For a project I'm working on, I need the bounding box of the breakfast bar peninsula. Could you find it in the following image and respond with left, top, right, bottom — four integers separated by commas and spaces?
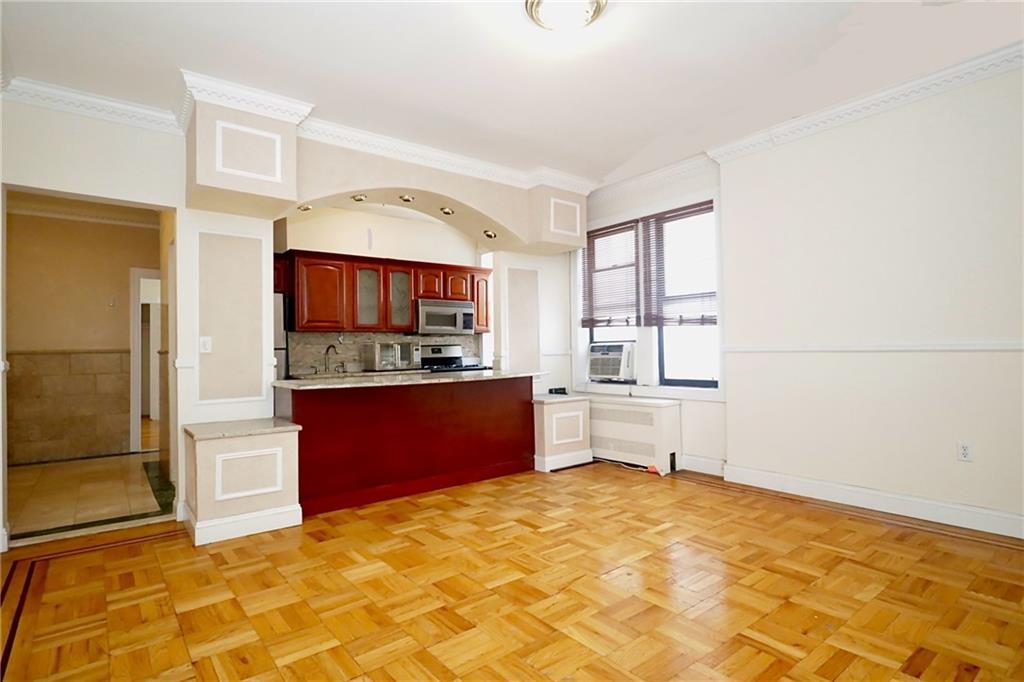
274, 370, 538, 515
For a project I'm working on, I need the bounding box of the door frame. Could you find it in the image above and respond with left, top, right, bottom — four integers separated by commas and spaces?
130, 267, 161, 452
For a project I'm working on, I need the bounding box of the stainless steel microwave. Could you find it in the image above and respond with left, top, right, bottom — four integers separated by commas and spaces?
418, 300, 475, 335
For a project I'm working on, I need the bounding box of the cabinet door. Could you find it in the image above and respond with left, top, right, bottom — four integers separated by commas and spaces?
295, 257, 349, 331
444, 270, 472, 301
386, 265, 415, 332
415, 268, 444, 299
353, 263, 385, 330
273, 255, 289, 294
473, 274, 490, 333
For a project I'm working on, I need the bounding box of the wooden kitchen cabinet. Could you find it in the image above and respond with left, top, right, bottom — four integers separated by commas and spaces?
294, 256, 350, 331
289, 251, 491, 333
444, 270, 472, 301
473, 274, 490, 333
273, 255, 289, 294
386, 265, 415, 332
415, 268, 444, 299
352, 262, 386, 330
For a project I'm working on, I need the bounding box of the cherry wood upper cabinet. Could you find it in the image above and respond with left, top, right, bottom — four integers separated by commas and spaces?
473, 274, 490, 333
386, 265, 415, 332
445, 271, 472, 301
273, 255, 289, 294
352, 263, 386, 330
415, 269, 444, 299
294, 256, 349, 331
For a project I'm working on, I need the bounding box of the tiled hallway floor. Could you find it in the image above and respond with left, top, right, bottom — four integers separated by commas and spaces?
7, 452, 164, 537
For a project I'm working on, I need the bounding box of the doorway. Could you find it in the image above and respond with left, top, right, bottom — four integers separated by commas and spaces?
3, 190, 174, 541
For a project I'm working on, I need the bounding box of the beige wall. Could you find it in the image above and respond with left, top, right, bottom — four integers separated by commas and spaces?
284, 207, 479, 265
6, 214, 160, 352
720, 70, 1023, 517
197, 232, 264, 401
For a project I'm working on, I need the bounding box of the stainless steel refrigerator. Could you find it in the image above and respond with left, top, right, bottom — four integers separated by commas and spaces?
273, 293, 288, 379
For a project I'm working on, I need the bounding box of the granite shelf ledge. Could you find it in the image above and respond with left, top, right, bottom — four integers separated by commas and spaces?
183, 417, 301, 441
272, 369, 545, 391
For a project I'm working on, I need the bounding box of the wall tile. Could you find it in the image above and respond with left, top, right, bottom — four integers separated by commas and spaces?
8, 351, 132, 464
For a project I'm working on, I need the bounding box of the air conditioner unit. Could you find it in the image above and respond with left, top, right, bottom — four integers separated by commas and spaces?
588, 342, 636, 383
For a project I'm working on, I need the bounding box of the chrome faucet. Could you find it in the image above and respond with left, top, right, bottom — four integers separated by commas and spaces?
324, 344, 339, 374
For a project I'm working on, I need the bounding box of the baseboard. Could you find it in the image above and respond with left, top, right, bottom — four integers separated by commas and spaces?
0, 525, 9, 553
185, 504, 302, 546
680, 454, 725, 476
535, 449, 593, 473
724, 464, 1024, 539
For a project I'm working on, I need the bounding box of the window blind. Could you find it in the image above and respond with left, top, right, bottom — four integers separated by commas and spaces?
643, 200, 716, 327
581, 221, 640, 327
582, 200, 715, 328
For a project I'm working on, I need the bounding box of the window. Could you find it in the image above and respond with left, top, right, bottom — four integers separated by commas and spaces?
581, 200, 718, 388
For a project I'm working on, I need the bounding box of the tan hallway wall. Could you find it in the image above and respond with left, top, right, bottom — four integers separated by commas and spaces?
6, 214, 160, 463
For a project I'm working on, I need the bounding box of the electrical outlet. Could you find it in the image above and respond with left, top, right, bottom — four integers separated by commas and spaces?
957, 443, 972, 462
199, 336, 213, 354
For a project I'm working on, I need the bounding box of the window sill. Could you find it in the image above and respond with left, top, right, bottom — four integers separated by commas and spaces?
574, 382, 725, 403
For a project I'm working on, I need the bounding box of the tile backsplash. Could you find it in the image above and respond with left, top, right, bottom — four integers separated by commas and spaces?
287, 332, 481, 377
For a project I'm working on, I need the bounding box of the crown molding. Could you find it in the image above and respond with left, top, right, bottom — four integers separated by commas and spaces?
0, 77, 181, 135
709, 42, 1023, 163
179, 70, 314, 128
298, 116, 598, 196
586, 153, 717, 224
7, 207, 160, 229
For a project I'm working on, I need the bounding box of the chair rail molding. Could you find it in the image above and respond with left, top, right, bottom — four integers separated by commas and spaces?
708, 42, 1023, 163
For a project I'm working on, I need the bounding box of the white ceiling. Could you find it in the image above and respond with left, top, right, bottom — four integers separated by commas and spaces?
2, 2, 1020, 185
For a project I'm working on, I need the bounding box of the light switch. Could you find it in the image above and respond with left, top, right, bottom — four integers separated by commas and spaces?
199, 336, 213, 354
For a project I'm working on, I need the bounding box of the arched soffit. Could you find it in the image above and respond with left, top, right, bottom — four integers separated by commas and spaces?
289, 187, 527, 252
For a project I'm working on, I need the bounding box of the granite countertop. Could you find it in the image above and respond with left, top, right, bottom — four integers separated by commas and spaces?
533, 393, 589, 404
273, 369, 545, 391
183, 417, 302, 441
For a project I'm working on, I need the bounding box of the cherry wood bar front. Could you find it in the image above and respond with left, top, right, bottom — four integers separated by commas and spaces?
284, 376, 535, 515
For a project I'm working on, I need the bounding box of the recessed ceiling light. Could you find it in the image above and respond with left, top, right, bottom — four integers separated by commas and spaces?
399, 194, 415, 203
440, 207, 455, 216
297, 203, 312, 212
483, 230, 498, 240
526, 0, 606, 30
351, 194, 368, 202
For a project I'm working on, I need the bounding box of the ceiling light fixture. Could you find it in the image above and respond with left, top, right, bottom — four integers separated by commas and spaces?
351, 194, 367, 202
440, 207, 455, 216
483, 230, 498, 240
399, 194, 414, 203
526, 0, 606, 30
297, 203, 312, 212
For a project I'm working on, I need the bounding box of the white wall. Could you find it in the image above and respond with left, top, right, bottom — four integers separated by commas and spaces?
1, 100, 184, 208
284, 207, 479, 265
492, 250, 572, 394
719, 70, 1022, 527
173, 209, 276, 519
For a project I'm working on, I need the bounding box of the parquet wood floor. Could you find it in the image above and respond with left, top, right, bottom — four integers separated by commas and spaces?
2, 463, 1022, 681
